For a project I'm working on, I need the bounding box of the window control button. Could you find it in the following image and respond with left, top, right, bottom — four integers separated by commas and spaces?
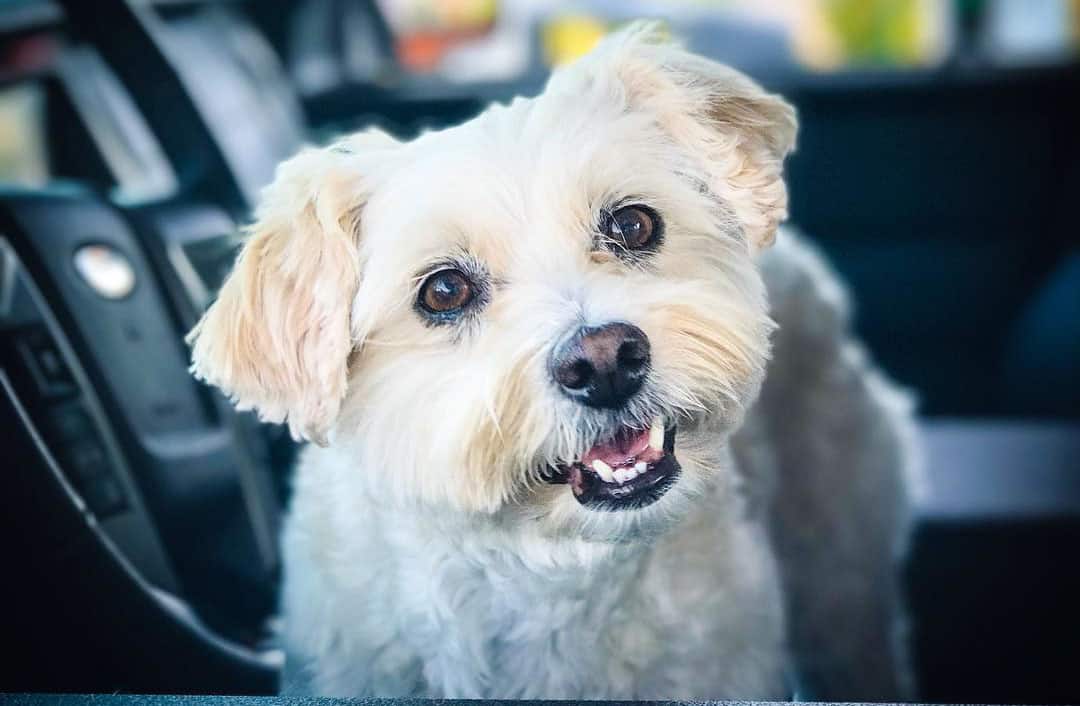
44, 403, 95, 443
78, 475, 128, 517
62, 439, 111, 480
16, 328, 76, 399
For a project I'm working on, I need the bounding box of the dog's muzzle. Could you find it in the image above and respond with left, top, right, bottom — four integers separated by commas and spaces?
544, 416, 680, 510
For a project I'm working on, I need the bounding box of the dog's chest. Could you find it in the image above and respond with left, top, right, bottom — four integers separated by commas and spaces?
386, 539, 669, 698
282, 463, 788, 699
345, 527, 778, 698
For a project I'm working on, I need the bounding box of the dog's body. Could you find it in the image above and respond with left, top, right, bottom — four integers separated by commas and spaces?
280, 421, 785, 699
189, 25, 916, 700
275, 231, 915, 700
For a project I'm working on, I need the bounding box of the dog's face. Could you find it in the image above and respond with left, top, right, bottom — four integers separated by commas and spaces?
188, 24, 795, 542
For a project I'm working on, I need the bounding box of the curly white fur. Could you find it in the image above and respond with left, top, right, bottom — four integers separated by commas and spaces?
189, 23, 916, 701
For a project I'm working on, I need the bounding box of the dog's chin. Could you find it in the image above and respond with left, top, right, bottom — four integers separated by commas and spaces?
542, 415, 681, 512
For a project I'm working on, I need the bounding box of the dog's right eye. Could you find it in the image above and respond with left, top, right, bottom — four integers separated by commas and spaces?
598, 205, 664, 256
418, 269, 474, 316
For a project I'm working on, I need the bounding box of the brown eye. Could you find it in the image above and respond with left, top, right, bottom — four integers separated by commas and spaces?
602, 205, 661, 250
419, 269, 473, 314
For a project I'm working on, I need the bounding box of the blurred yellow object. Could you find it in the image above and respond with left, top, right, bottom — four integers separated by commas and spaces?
542, 15, 608, 66
381, 0, 496, 34
1074, 0, 1080, 46
795, 0, 949, 70
441, 0, 498, 30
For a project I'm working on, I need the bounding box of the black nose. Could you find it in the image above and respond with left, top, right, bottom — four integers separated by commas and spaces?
550, 322, 651, 409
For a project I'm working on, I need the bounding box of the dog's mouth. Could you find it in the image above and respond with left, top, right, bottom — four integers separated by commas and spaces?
544, 416, 680, 511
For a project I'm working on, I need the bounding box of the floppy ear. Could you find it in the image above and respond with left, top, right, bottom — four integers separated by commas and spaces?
559, 22, 797, 250
187, 134, 390, 444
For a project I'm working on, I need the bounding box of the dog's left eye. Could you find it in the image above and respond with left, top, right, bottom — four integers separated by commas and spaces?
600, 205, 662, 251
419, 269, 474, 314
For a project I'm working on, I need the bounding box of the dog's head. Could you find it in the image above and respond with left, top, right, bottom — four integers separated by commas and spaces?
188, 23, 795, 542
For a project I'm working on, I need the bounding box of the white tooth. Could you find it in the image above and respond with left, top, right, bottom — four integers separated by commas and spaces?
592, 459, 615, 483
625, 467, 640, 481
649, 417, 664, 451
635, 461, 647, 474
613, 468, 629, 484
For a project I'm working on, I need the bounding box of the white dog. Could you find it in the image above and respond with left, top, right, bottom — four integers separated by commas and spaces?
188, 23, 917, 700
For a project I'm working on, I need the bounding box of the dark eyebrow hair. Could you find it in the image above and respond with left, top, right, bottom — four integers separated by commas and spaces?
674, 170, 711, 196
672, 170, 748, 246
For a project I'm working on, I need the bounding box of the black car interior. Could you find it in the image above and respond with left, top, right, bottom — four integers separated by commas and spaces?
1, 0, 1077, 701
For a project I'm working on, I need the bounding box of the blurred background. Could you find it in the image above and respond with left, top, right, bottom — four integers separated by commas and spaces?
0, 0, 1077, 702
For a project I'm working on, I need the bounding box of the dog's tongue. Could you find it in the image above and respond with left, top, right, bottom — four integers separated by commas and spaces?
581, 426, 653, 469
